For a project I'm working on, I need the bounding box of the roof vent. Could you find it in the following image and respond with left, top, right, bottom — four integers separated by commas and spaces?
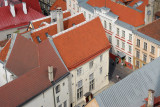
48, 66, 54, 82
10, 3, 16, 17
4, 0, 8, 6
22, 2, 27, 14
36, 36, 41, 43
56, 7, 64, 33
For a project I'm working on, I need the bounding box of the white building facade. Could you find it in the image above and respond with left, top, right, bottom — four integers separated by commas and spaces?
66, 0, 134, 69
70, 49, 110, 107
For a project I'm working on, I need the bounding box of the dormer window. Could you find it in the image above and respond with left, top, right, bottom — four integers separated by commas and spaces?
36, 36, 41, 43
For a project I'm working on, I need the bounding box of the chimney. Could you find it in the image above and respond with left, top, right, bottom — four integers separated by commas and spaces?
147, 89, 155, 107
48, 66, 54, 82
56, 7, 64, 33
10, 3, 16, 17
22, 2, 27, 14
145, 4, 154, 24
50, 10, 57, 23
4, 0, 8, 6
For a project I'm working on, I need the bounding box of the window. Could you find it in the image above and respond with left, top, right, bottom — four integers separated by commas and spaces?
84, 11, 86, 18
58, 104, 62, 107
99, 67, 102, 74
77, 6, 79, 11
144, 42, 147, 51
122, 30, 125, 38
63, 82, 65, 86
77, 67, 82, 76
128, 57, 131, 63
89, 61, 93, 69
56, 85, 60, 93
150, 57, 154, 62
57, 96, 60, 103
137, 39, 140, 47
136, 50, 140, 58
151, 46, 155, 54
122, 42, 125, 49
89, 14, 91, 19
129, 34, 132, 41
136, 60, 140, 68
100, 55, 103, 62
64, 101, 67, 107
77, 80, 83, 99
143, 54, 147, 63
109, 23, 112, 31
109, 35, 112, 43
117, 39, 119, 47
104, 20, 107, 28
89, 73, 94, 91
117, 28, 119, 35
73, 4, 75, 9
129, 45, 132, 53
7, 34, 11, 39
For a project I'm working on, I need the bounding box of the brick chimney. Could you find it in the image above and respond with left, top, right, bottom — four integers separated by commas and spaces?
22, 2, 27, 14
147, 89, 155, 107
48, 66, 54, 82
4, 0, 8, 6
10, 3, 16, 17
56, 7, 64, 33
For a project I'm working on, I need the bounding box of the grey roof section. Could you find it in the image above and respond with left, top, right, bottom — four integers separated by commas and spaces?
95, 57, 160, 107
101, 7, 110, 11
106, 12, 119, 19
115, 20, 135, 31
79, 2, 94, 13
133, 30, 160, 46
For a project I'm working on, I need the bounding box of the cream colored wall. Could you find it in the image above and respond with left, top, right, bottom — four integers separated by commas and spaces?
133, 34, 160, 69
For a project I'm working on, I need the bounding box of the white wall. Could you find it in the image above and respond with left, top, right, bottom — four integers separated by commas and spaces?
24, 75, 71, 107
70, 49, 109, 106
0, 63, 13, 87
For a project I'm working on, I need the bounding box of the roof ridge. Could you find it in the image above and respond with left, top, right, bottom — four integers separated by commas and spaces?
52, 16, 98, 39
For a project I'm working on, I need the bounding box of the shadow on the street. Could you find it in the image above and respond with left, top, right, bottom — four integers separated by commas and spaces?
109, 59, 117, 80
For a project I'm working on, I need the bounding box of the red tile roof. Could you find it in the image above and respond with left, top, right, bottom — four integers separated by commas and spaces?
22, 0, 42, 13
87, 0, 148, 27
0, 39, 68, 106
0, 3, 44, 31
138, 18, 160, 41
0, 39, 11, 62
53, 17, 111, 70
31, 13, 85, 44
0, 39, 9, 47
31, 11, 71, 29
5, 35, 39, 76
129, 0, 148, 12
141, 96, 160, 107
50, 0, 67, 11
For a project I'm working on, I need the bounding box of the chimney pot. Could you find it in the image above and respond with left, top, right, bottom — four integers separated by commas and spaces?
22, 2, 27, 14
4, 0, 8, 6
147, 89, 155, 107
10, 3, 16, 17
48, 66, 54, 82
56, 7, 64, 33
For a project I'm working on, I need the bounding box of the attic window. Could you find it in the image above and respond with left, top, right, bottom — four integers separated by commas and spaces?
45, 33, 49, 37
133, 1, 143, 8
36, 36, 41, 43
72, 23, 76, 26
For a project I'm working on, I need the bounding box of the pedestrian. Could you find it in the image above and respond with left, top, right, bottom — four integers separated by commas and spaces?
116, 75, 120, 80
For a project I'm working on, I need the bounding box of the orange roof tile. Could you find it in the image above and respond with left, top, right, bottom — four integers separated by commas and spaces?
138, 18, 160, 41
53, 17, 111, 70
0, 39, 11, 62
31, 11, 71, 29
50, 0, 67, 11
31, 13, 85, 44
87, 0, 147, 27
129, 0, 148, 12
0, 39, 9, 47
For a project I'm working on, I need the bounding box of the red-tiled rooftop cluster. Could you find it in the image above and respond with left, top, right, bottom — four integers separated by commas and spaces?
87, 0, 148, 27
50, 0, 67, 11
